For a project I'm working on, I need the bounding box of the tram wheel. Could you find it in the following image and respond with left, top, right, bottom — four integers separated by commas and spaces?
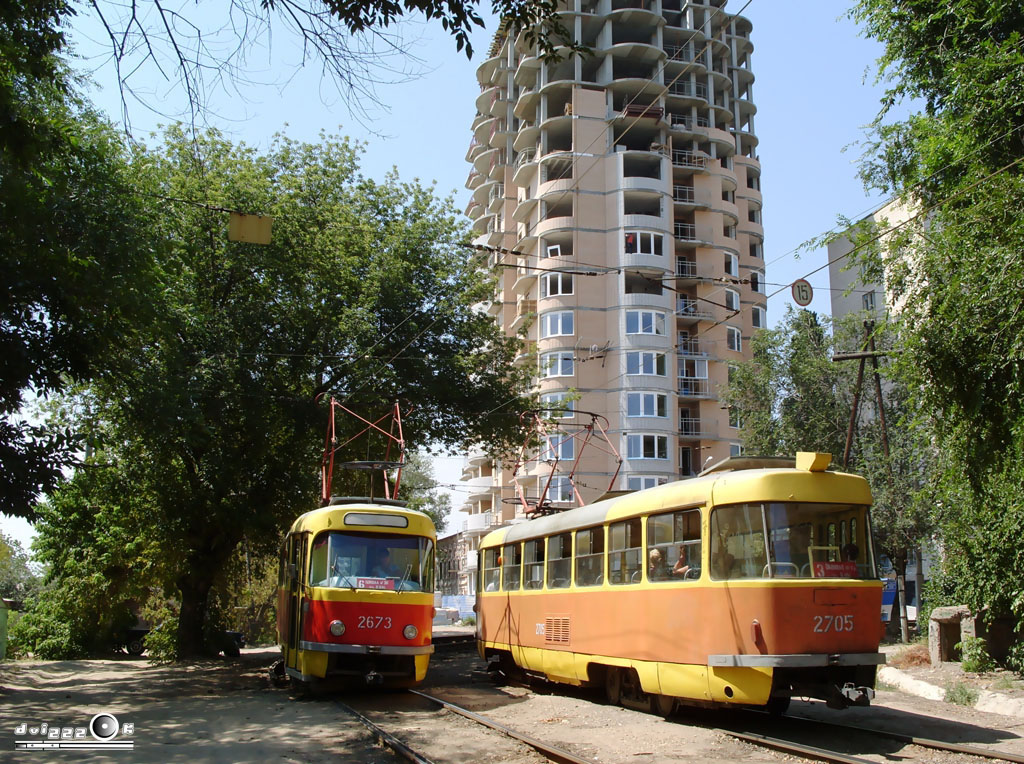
765, 695, 791, 715
604, 667, 622, 705
653, 694, 676, 718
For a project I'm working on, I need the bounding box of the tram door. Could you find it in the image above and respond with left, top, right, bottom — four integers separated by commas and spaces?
284, 533, 308, 669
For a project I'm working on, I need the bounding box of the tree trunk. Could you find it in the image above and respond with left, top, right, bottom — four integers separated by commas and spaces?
177, 568, 215, 658
895, 551, 910, 643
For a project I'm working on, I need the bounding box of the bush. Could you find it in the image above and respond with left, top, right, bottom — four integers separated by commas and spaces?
957, 635, 996, 673
1005, 642, 1024, 677
890, 643, 930, 668
459, 616, 476, 626
945, 682, 979, 706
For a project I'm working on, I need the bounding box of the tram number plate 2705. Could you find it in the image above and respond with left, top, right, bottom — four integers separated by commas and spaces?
358, 615, 392, 629
813, 614, 854, 633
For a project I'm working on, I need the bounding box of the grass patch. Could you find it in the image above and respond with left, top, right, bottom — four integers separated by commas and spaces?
945, 682, 979, 706
990, 674, 1022, 691
890, 643, 931, 669
875, 679, 897, 692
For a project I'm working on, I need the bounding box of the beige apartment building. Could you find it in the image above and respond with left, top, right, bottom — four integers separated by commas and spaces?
457, 0, 765, 594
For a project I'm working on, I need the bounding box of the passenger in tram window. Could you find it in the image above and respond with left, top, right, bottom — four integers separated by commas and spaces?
648, 548, 667, 581
672, 545, 692, 578
842, 543, 859, 562
371, 549, 399, 578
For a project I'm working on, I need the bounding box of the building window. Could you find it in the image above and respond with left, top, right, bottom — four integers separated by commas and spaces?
549, 475, 574, 502
543, 433, 574, 461
726, 326, 742, 352
541, 392, 574, 419
752, 305, 766, 328
541, 351, 574, 377
625, 309, 666, 335
627, 475, 665, 491
724, 288, 740, 312
624, 231, 664, 256
626, 392, 667, 417
862, 290, 876, 311
540, 310, 574, 337
627, 434, 669, 460
729, 408, 741, 429
724, 253, 738, 277
751, 270, 765, 294
729, 443, 744, 457
626, 351, 667, 376
540, 272, 573, 298
750, 243, 763, 260
724, 224, 736, 239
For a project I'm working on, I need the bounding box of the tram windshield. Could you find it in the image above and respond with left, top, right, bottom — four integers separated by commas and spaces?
309, 531, 435, 592
710, 502, 876, 580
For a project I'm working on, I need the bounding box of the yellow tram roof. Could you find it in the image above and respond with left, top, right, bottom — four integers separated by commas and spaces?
287, 498, 436, 538
480, 454, 872, 548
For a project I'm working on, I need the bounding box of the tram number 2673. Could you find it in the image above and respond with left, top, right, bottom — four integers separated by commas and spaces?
813, 614, 854, 633
358, 615, 393, 629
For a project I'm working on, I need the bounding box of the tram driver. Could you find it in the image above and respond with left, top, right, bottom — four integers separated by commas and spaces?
371, 549, 400, 578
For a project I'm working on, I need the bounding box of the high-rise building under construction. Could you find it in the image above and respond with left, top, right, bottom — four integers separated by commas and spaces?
457, 0, 764, 592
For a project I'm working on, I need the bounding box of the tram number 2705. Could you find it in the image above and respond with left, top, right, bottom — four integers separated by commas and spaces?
358, 616, 393, 629
813, 614, 854, 633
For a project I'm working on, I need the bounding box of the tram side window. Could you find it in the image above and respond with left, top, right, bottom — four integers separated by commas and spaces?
547, 533, 572, 588
483, 548, 501, 591
575, 527, 604, 586
609, 517, 643, 584
710, 504, 766, 580
647, 508, 702, 581
502, 543, 522, 591
524, 539, 545, 589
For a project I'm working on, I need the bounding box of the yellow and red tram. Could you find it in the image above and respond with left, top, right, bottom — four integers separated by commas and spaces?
277, 498, 436, 688
476, 453, 885, 714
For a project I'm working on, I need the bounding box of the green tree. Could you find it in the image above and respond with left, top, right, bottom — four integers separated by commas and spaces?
722, 308, 850, 458
35, 126, 530, 658
1, 2, 160, 517
401, 451, 454, 531
0, 531, 41, 602
850, 0, 1024, 626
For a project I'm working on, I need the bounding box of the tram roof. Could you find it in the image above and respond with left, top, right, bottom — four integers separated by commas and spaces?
287, 498, 435, 536
483, 457, 872, 547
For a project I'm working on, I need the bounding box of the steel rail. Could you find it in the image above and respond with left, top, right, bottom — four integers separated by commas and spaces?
409, 689, 600, 764
337, 700, 435, 764
712, 727, 878, 764
783, 715, 1024, 764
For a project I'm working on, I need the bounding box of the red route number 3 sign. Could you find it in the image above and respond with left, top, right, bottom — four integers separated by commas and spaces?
791, 279, 813, 306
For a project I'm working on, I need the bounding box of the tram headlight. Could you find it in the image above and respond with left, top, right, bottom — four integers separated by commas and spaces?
329, 620, 346, 637
403, 624, 418, 640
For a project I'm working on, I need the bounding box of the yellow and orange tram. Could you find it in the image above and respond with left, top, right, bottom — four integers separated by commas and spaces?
277, 498, 436, 689
476, 453, 885, 714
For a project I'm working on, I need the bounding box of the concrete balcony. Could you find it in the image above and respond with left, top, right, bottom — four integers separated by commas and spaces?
677, 377, 714, 399
464, 511, 493, 534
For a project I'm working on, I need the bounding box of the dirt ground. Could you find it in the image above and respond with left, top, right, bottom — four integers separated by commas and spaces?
2, 644, 1024, 764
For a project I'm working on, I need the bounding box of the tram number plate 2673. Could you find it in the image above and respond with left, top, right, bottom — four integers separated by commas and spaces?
358, 615, 392, 629
813, 614, 854, 633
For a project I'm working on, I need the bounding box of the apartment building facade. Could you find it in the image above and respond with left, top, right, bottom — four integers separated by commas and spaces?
458, 0, 765, 594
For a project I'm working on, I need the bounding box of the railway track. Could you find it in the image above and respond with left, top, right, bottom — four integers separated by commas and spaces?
703, 706, 1024, 764
337, 688, 600, 764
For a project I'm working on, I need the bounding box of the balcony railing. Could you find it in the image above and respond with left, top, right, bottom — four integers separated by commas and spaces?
676, 298, 713, 320
667, 81, 708, 99
679, 417, 714, 437
675, 258, 696, 277
677, 377, 712, 397
516, 148, 536, 167
677, 337, 711, 356
674, 222, 696, 240
672, 150, 709, 169
673, 185, 695, 203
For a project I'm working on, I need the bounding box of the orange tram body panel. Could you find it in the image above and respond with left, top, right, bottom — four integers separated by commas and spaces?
277, 498, 437, 688
476, 454, 885, 713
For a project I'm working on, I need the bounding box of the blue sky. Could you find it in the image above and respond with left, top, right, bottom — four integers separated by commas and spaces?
3, 1, 899, 546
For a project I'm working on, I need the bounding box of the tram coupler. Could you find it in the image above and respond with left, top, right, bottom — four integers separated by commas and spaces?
365, 670, 384, 686
827, 683, 874, 709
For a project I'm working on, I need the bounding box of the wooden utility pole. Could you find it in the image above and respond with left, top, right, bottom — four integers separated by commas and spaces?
833, 321, 909, 642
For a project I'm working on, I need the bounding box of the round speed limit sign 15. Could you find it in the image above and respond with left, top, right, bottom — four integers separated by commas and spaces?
791, 279, 813, 306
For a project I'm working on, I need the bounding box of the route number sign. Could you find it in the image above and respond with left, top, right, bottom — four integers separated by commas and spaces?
792, 279, 813, 306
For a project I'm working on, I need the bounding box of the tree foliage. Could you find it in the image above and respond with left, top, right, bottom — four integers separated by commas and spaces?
24, 126, 531, 658
1, 1, 159, 518
850, 0, 1024, 624
722, 309, 935, 578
